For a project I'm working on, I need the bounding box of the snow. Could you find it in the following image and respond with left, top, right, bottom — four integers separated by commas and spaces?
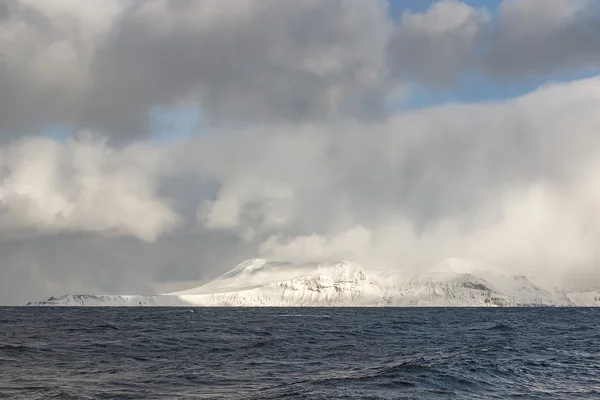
564, 290, 600, 307
25, 258, 600, 307
166, 259, 321, 295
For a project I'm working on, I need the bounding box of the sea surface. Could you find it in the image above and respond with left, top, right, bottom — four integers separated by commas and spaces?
1, 308, 599, 399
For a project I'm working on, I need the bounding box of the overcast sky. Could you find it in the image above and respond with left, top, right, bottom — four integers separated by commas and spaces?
1, 0, 600, 304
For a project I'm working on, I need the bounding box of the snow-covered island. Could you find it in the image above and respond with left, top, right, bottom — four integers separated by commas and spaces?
26, 258, 600, 307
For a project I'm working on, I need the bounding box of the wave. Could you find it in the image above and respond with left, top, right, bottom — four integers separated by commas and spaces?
486, 323, 514, 331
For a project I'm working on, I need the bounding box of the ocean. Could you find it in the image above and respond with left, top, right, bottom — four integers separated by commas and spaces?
1, 307, 599, 399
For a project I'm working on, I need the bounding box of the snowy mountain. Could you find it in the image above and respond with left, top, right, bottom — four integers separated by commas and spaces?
26, 258, 600, 307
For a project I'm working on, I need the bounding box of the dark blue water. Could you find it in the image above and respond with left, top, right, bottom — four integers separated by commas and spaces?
1, 308, 599, 399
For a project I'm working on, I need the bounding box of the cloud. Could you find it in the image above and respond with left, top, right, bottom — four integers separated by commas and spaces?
2, 1, 600, 304
2, 0, 599, 141
0, 136, 179, 241
259, 171, 600, 287
388, 0, 600, 87
483, 0, 600, 77
259, 225, 372, 263
0, 231, 256, 305
0, 0, 129, 137
180, 76, 600, 287
0, 0, 392, 139
388, 0, 490, 86
2, 75, 600, 304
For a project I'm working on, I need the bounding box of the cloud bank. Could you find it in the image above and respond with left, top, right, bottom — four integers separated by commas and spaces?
2, 0, 599, 137
1, 0, 600, 304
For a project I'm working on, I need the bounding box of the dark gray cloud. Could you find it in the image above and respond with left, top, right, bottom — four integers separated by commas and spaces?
388, 0, 600, 88
388, 0, 489, 87
0, 0, 391, 139
0, 232, 256, 305
483, 0, 600, 77
1, 0, 600, 141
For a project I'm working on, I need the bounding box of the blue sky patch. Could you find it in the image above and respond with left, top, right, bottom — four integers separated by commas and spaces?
388, 0, 502, 21
149, 105, 203, 142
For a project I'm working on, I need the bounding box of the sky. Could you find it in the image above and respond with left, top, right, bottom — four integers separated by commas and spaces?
1, 0, 600, 304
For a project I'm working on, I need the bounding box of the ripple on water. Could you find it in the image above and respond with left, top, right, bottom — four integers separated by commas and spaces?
0, 307, 599, 399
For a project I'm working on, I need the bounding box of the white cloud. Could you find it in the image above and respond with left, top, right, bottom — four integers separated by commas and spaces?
259, 225, 372, 263
172, 76, 600, 288
200, 180, 295, 231
0, 136, 179, 241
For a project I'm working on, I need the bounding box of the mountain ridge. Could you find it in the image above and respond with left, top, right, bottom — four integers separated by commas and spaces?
26, 258, 600, 307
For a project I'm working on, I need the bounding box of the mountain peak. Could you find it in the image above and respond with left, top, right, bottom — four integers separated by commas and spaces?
224, 258, 268, 277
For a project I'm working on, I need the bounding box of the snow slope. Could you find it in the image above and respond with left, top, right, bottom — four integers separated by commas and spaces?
26, 258, 600, 307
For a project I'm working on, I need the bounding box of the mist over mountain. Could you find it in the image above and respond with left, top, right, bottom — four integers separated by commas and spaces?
27, 259, 600, 307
